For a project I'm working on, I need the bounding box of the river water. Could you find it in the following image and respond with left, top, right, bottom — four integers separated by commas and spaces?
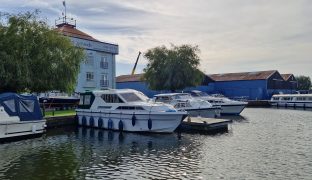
0, 108, 312, 179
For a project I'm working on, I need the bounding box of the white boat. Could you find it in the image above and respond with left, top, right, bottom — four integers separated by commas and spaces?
188, 90, 247, 115
270, 94, 312, 108
0, 93, 46, 141
153, 93, 221, 118
76, 89, 187, 133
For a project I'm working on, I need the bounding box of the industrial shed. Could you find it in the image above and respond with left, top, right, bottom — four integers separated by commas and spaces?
208, 70, 296, 100
116, 70, 297, 100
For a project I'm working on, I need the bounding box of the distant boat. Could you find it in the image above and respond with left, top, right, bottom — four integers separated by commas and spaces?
0, 93, 46, 141
270, 94, 312, 108
76, 89, 187, 133
38, 92, 79, 109
153, 93, 221, 118
188, 90, 247, 115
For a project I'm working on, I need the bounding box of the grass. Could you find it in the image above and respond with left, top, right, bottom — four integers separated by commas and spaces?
44, 109, 76, 117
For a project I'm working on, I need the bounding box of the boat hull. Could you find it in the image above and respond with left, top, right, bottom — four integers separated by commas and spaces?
184, 108, 221, 118
76, 110, 186, 133
219, 104, 246, 115
0, 120, 46, 141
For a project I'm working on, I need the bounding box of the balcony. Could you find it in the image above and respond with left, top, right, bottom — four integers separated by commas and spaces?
100, 80, 109, 87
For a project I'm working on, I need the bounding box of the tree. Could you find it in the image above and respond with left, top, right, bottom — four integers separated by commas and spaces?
143, 44, 204, 92
296, 75, 311, 90
0, 11, 84, 93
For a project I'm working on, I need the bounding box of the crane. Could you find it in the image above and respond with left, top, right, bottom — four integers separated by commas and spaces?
131, 51, 141, 75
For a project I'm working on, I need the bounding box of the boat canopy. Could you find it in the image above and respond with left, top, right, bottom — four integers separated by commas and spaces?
0, 93, 43, 121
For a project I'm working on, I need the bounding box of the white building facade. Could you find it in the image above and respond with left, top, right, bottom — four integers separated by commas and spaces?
56, 23, 118, 93
71, 37, 118, 92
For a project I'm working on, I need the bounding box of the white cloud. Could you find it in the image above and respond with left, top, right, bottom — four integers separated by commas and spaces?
1, 0, 312, 77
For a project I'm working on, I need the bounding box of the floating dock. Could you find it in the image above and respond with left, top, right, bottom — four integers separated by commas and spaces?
179, 117, 232, 134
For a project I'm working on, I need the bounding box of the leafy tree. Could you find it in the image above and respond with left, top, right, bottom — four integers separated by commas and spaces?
143, 44, 204, 92
296, 75, 311, 90
0, 11, 84, 93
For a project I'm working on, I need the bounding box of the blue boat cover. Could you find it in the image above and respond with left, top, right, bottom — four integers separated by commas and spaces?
0, 93, 43, 121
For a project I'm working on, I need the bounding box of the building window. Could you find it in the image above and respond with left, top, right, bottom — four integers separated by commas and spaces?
100, 74, 109, 87
85, 55, 94, 66
100, 56, 108, 69
86, 72, 94, 81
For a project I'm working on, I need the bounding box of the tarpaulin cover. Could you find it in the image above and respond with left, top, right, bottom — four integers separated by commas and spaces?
0, 93, 43, 121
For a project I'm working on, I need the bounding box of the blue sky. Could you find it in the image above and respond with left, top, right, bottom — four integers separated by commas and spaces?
1, 0, 311, 77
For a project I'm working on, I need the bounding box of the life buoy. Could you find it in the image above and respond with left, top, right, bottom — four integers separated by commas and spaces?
119, 120, 124, 131
148, 118, 152, 130
132, 114, 136, 126
82, 116, 87, 126
108, 118, 113, 130
98, 118, 103, 128
89, 117, 94, 127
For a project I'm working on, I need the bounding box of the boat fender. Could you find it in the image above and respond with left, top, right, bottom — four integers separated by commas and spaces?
32, 125, 37, 133
119, 120, 124, 131
82, 116, 87, 126
98, 118, 103, 128
148, 118, 152, 130
89, 117, 94, 127
303, 103, 306, 109
108, 119, 113, 130
132, 114, 136, 126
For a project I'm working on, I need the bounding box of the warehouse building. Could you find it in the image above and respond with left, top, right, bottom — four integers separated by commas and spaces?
116, 70, 297, 100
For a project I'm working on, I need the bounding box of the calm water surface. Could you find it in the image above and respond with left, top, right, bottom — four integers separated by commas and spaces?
0, 108, 312, 179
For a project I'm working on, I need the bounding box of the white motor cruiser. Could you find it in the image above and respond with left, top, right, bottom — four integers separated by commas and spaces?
76, 89, 187, 133
270, 94, 312, 108
0, 93, 46, 141
189, 90, 247, 115
153, 93, 221, 118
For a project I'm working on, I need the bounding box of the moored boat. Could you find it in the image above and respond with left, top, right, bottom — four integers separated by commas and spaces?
188, 90, 247, 115
76, 89, 187, 133
270, 94, 312, 108
153, 93, 221, 118
0, 93, 46, 142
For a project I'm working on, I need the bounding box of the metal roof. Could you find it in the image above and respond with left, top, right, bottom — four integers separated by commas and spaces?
280, 74, 293, 81
208, 70, 277, 81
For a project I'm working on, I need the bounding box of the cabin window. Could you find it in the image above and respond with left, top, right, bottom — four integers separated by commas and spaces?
282, 97, 291, 101
79, 96, 84, 105
155, 96, 171, 102
297, 97, 306, 101
309, 97, 312, 101
98, 106, 112, 109
19, 100, 35, 112
3, 99, 16, 112
84, 95, 92, 105
101, 94, 124, 103
119, 93, 143, 102
116, 106, 144, 110
273, 97, 279, 100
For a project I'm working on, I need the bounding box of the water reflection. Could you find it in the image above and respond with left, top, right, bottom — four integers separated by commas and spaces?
0, 127, 203, 179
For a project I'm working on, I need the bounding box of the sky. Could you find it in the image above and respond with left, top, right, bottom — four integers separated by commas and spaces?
1, 0, 311, 77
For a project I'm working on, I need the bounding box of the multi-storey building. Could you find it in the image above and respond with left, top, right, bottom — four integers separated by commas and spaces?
55, 19, 118, 93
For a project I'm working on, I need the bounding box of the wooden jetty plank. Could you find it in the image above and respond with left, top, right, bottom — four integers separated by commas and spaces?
179, 116, 232, 134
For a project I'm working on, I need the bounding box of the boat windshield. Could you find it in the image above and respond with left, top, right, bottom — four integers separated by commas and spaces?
174, 94, 192, 99
119, 92, 146, 102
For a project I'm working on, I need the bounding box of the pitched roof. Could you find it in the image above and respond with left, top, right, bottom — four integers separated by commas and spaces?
280, 74, 293, 81
55, 24, 99, 42
116, 74, 144, 83
208, 70, 277, 81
